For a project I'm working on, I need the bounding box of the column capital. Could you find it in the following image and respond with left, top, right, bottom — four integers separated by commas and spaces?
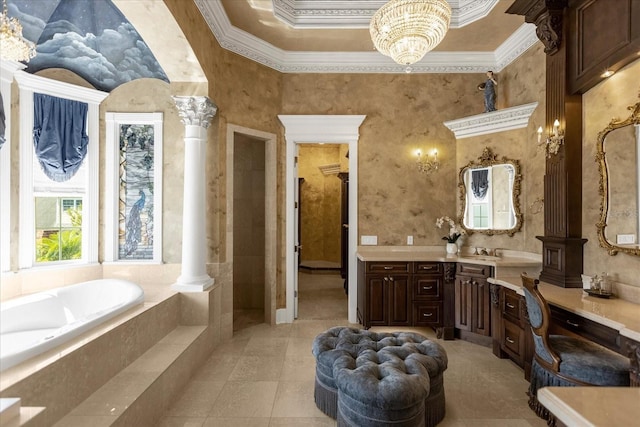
172, 96, 218, 129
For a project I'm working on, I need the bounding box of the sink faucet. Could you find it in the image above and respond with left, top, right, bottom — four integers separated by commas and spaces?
479, 248, 489, 256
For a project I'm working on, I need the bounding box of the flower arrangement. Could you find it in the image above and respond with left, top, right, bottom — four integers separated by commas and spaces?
435, 216, 465, 243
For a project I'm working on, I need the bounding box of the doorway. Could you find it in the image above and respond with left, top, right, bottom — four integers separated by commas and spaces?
226, 125, 277, 328
278, 115, 366, 324
297, 144, 349, 319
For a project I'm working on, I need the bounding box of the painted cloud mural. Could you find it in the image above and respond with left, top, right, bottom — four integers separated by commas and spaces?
8, 0, 168, 92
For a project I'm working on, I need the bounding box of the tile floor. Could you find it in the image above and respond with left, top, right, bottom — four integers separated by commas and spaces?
159, 272, 547, 426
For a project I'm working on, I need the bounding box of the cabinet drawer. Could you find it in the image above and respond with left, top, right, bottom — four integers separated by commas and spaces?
366, 262, 410, 273
501, 318, 524, 359
549, 304, 621, 352
413, 277, 442, 300
502, 289, 521, 322
456, 263, 491, 278
413, 302, 442, 326
414, 262, 443, 275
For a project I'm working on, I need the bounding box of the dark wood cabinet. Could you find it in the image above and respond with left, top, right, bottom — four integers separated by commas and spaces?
493, 286, 532, 373
357, 260, 454, 337
455, 263, 492, 341
359, 261, 411, 327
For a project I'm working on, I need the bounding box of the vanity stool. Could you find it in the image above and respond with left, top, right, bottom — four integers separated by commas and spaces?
522, 274, 631, 425
312, 327, 448, 426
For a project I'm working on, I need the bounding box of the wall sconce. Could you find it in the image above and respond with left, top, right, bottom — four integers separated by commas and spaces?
537, 119, 564, 158
416, 149, 440, 174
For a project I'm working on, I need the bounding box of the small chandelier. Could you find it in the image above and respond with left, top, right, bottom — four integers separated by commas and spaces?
0, 0, 36, 62
370, 0, 451, 67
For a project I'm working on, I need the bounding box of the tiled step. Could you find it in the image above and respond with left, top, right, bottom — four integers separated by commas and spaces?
54, 325, 207, 427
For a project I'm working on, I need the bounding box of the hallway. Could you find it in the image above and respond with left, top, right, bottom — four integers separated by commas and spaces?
159, 273, 546, 426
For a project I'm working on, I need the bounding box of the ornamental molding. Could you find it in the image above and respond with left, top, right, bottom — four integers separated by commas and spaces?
443, 101, 539, 139
195, 0, 539, 74
172, 96, 218, 128
272, 0, 499, 29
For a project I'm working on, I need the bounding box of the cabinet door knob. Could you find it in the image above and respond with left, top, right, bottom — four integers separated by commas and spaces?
423, 312, 433, 317
384, 266, 393, 270
566, 320, 580, 328
506, 303, 516, 309
423, 286, 433, 290
421, 266, 434, 270
389, 277, 394, 282
506, 336, 515, 344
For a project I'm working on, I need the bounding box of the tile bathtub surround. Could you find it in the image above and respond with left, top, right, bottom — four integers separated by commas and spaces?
159, 273, 547, 427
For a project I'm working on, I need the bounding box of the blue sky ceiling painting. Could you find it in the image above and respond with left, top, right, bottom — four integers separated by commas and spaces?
8, 0, 169, 92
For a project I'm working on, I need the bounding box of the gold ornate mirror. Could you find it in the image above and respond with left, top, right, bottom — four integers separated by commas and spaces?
458, 147, 523, 236
596, 101, 640, 256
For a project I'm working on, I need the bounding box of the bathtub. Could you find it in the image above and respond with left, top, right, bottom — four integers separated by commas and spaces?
0, 279, 144, 372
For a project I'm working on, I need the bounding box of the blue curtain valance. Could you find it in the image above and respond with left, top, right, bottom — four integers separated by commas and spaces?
33, 93, 89, 182
471, 169, 489, 200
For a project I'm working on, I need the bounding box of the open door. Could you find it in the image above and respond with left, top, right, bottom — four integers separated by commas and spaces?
293, 144, 300, 318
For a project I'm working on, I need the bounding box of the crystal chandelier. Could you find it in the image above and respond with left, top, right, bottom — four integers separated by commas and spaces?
0, 0, 36, 62
370, 0, 451, 67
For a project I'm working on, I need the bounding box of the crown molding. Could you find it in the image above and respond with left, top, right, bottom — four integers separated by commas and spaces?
195, 0, 538, 74
443, 101, 539, 139
272, 0, 499, 29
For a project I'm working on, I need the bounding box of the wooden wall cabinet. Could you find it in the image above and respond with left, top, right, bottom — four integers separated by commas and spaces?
454, 263, 492, 340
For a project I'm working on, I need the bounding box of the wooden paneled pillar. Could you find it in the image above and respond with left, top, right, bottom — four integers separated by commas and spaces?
507, 0, 586, 287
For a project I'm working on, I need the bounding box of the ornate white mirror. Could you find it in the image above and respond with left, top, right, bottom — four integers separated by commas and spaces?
596, 101, 640, 256
458, 147, 523, 236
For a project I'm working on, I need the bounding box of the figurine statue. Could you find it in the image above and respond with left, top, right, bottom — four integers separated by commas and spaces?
478, 71, 497, 113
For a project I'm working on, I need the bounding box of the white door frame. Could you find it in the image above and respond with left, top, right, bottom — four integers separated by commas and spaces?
278, 115, 366, 324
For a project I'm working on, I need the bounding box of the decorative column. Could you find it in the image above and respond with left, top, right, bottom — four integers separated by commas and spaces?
507, 0, 586, 288
172, 96, 217, 292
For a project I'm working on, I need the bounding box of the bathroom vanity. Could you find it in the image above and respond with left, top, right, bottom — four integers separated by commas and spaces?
489, 275, 640, 384
356, 247, 541, 343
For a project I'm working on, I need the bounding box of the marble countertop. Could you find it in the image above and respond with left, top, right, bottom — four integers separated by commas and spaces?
356, 246, 542, 268
489, 275, 640, 342
538, 387, 640, 427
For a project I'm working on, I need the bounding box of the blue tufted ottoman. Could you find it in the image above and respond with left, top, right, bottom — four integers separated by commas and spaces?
312, 327, 448, 426
335, 347, 430, 427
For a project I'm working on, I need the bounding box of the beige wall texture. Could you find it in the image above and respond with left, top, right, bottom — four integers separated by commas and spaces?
233, 134, 266, 310
298, 145, 344, 264
582, 59, 640, 288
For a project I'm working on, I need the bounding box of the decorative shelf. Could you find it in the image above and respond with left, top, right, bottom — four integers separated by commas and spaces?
443, 102, 539, 139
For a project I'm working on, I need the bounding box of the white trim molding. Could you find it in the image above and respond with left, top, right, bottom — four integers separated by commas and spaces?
272, 0, 499, 29
195, 0, 539, 74
443, 101, 539, 139
0, 60, 26, 272
14, 71, 107, 269
278, 115, 366, 324
105, 112, 164, 264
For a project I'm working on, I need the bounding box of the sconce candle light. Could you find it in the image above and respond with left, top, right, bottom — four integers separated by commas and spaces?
416, 149, 440, 174
537, 119, 564, 158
